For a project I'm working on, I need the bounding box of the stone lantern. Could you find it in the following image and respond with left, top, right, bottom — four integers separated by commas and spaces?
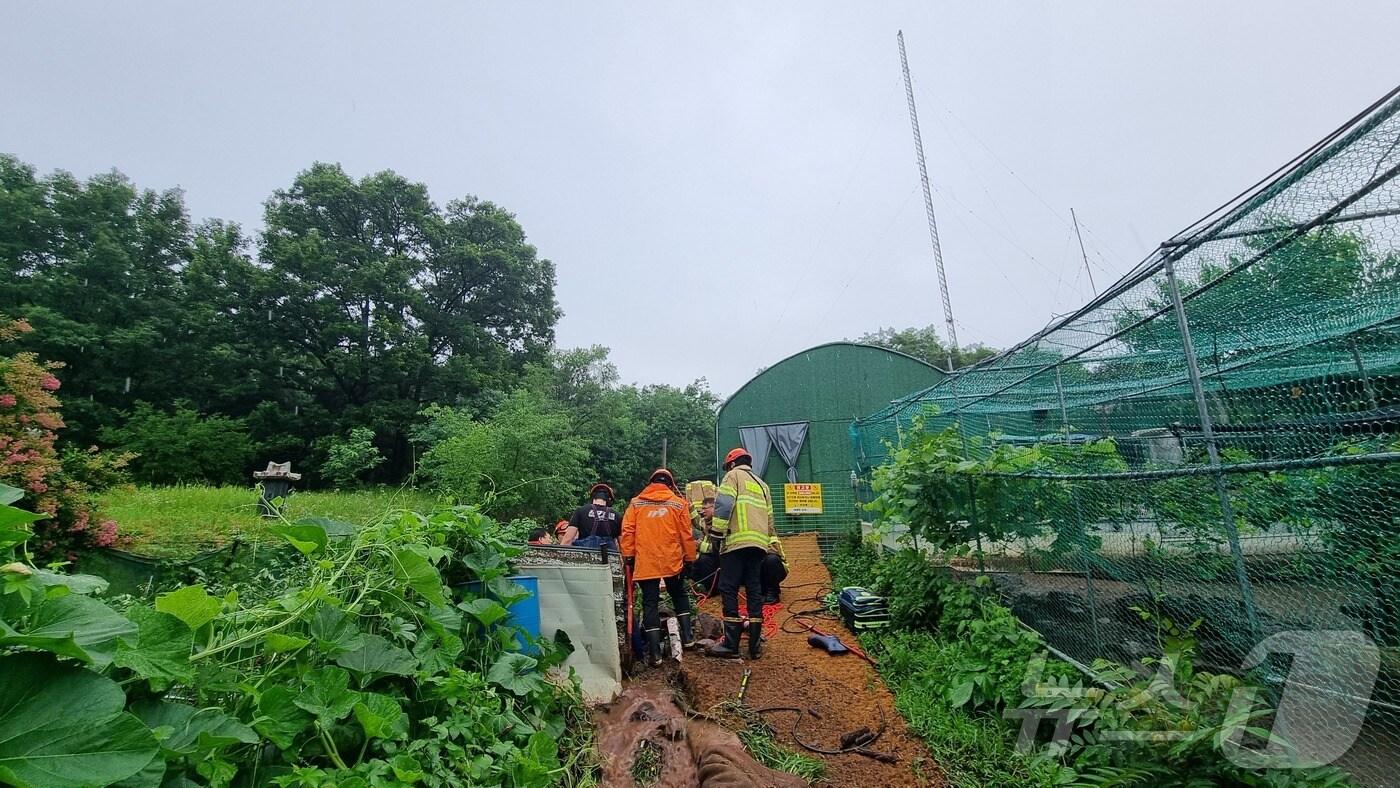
253, 461, 302, 517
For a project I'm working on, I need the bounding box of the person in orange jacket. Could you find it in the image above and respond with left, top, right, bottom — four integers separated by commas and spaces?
621, 468, 698, 665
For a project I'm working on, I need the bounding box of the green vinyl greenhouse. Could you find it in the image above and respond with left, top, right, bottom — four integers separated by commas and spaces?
715, 342, 944, 550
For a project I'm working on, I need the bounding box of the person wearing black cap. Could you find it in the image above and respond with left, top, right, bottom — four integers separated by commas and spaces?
567, 482, 620, 549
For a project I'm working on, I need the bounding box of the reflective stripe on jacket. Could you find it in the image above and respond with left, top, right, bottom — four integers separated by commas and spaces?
768, 533, 789, 570
621, 483, 699, 580
707, 464, 774, 554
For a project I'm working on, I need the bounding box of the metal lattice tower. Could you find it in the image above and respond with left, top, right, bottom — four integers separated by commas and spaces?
898, 30, 959, 373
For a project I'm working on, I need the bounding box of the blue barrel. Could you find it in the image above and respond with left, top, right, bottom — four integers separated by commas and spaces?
458, 575, 542, 654
505, 576, 541, 654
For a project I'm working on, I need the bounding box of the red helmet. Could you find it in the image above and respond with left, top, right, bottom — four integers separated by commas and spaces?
588, 483, 614, 501
649, 468, 675, 487
555, 519, 570, 534
724, 447, 752, 467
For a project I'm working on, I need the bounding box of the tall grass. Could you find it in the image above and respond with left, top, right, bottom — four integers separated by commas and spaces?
99, 484, 440, 557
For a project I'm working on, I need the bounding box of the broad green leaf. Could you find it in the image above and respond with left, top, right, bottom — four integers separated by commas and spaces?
131, 701, 256, 757
30, 569, 108, 596
154, 585, 220, 631
334, 634, 417, 685
948, 680, 975, 708
460, 598, 509, 628
0, 653, 158, 788
294, 667, 360, 722
253, 686, 312, 751
391, 547, 446, 606
0, 484, 23, 505
109, 753, 165, 788
0, 592, 137, 667
412, 630, 463, 674
265, 632, 310, 653
113, 606, 194, 684
353, 694, 407, 741
486, 576, 531, 607
391, 753, 424, 784
268, 522, 327, 556
292, 516, 355, 542
309, 603, 364, 655
0, 504, 47, 529
0, 527, 32, 550
486, 652, 545, 696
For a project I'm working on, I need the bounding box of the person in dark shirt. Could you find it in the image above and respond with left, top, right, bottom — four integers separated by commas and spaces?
568, 483, 620, 548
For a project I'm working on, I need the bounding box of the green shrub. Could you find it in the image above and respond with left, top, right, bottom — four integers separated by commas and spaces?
416, 390, 590, 520
317, 426, 385, 487
102, 401, 254, 485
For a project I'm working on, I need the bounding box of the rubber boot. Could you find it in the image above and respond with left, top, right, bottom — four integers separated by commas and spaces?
677, 612, 696, 650
645, 629, 663, 667
747, 621, 764, 660
707, 622, 743, 659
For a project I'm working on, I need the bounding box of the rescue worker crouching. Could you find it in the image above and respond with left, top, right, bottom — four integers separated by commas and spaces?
685, 480, 721, 590
762, 533, 789, 604
621, 468, 699, 665
702, 447, 777, 660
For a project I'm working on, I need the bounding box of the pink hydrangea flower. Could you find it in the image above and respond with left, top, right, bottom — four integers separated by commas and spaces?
39, 376, 60, 392
0, 394, 15, 408
95, 520, 119, 547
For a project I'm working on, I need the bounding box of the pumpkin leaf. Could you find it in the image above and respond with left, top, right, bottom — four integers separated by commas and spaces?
0, 653, 158, 788
154, 585, 220, 631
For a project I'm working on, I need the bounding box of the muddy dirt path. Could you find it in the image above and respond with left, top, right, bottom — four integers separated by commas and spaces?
596, 532, 941, 787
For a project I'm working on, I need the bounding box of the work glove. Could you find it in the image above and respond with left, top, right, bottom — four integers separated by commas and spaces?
682, 561, 694, 579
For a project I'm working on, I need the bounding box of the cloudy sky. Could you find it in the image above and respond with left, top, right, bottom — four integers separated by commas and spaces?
4, 2, 1399, 397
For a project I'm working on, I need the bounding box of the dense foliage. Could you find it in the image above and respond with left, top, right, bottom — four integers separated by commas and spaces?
0, 491, 593, 787
0, 155, 718, 496
853, 325, 997, 370
828, 535, 1354, 787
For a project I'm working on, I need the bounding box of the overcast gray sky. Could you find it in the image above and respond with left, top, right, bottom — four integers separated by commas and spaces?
4, 2, 1399, 398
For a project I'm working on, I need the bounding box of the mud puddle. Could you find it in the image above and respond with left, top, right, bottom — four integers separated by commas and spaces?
594, 675, 805, 788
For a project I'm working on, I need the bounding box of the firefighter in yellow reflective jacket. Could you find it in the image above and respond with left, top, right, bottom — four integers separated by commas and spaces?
701, 447, 776, 659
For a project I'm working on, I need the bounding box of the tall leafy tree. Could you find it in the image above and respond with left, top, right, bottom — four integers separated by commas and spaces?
250, 163, 559, 477
855, 325, 997, 369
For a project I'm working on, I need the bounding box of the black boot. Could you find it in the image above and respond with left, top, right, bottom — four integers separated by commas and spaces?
707, 622, 742, 658
677, 612, 696, 649
645, 629, 663, 667
747, 622, 763, 660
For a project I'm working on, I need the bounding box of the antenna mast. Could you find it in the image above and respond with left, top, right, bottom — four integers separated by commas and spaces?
898, 30, 959, 373
1071, 207, 1098, 295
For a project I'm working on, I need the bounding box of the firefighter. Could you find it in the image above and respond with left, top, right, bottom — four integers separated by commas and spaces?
685, 480, 720, 590
762, 533, 789, 604
621, 468, 699, 665
702, 447, 776, 659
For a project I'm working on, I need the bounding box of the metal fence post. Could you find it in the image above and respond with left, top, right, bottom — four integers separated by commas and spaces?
1163, 258, 1263, 642
1056, 366, 1104, 655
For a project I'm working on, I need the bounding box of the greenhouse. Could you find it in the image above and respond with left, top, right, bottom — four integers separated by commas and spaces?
716, 341, 944, 549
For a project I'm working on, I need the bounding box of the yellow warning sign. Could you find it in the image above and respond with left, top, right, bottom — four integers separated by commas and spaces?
784, 483, 823, 515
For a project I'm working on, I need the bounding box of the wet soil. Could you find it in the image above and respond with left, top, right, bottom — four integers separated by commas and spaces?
594, 676, 806, 788
595, 533, 940, 786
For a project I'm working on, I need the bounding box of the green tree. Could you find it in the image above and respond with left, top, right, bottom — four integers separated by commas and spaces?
854, 325, 996, 370
250, 164, 559, 479
416, 390, 589, 519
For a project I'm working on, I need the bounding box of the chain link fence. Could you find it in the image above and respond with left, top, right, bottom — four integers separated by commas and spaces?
851, 85, 1400, 786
